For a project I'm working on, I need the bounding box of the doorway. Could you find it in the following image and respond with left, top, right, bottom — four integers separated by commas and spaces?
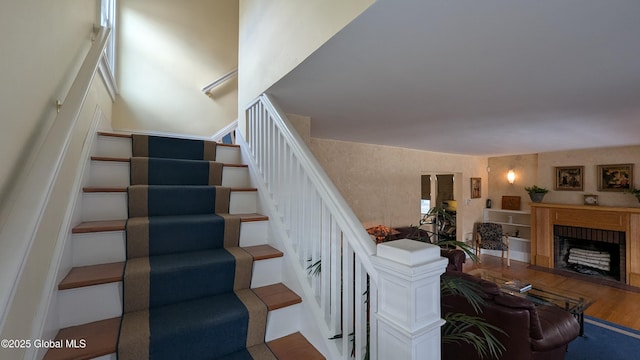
421, 172, 462, 242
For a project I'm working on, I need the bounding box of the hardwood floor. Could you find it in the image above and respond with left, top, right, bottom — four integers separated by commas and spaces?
464, 255, 640, 331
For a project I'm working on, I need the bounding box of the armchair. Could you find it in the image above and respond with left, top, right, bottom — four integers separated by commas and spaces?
475, 223, 510, 267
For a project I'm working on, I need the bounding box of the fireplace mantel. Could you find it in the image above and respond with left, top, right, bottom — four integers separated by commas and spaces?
530, 203, 640, 287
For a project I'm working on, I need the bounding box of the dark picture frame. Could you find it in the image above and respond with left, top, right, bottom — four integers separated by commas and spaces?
471, 177, 481, 199
555, 166, 584, 191
597, 164, 633, 192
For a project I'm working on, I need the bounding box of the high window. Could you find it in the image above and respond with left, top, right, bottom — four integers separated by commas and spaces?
101, 0, 117, 77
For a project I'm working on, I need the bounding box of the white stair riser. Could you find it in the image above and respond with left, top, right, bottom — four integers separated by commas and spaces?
221, 167, 250, 188
239, 221, 269, 247
216, 146, 241, 164
264, 303, 302, 342
89, 161, 130, 187
228, 191, 257, 214
81, 191, 257, 221
251, 257, 283, 288
72, 231, 126, 267
71, 221, 268, 267
89, 162, 250, 188
95, 136, 132, 158
81, 193, 128, 221
58, 283, 122, 328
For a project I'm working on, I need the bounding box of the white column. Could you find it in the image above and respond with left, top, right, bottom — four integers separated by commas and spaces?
372, 239, 448, 360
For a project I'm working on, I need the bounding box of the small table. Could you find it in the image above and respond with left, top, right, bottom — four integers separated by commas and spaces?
469, 269, 594, 336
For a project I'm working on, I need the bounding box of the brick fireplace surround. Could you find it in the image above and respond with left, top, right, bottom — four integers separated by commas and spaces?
531, 203, 640, 288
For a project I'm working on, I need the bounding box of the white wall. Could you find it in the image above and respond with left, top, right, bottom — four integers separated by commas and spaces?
113, 0, 238, 136
0, 0, 98, 213
237, 0, 374, 135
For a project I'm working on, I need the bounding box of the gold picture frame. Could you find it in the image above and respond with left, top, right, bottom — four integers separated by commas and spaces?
597, 164, 633, 192
471, 177, 481, 199
555, 166, 584, 191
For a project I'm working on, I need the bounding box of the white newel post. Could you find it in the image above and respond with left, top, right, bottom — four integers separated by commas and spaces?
372, 239, 448, 360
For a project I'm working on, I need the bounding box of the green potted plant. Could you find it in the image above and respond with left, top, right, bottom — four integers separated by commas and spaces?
525, 185, 549, 203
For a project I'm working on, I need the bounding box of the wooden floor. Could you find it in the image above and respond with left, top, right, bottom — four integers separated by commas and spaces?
464, 255, 640, 331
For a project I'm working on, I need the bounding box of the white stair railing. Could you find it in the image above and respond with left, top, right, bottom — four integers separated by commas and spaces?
244, 94, 378, 359
243, 94, 448, 360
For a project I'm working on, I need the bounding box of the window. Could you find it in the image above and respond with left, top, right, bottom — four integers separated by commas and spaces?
101, 0, 116, 73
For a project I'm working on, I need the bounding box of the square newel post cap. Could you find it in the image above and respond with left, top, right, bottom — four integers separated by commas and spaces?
376, 239, 441, 266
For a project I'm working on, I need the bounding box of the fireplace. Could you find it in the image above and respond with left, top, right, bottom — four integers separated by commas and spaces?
553, 225, 626, 284
530, 203, 640, 289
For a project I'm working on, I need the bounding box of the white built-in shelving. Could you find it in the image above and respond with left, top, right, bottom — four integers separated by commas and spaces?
483, 208, 531, 263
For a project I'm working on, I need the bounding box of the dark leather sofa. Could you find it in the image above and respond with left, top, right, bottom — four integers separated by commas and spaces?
441, 271, 581, 360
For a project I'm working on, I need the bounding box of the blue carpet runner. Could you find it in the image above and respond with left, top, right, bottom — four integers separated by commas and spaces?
118, 135, 276, 360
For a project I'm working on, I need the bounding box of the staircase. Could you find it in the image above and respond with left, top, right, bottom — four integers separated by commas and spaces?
44, 132, 324, 359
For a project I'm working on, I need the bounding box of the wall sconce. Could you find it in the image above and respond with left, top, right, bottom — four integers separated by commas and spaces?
507, 170, 516, 184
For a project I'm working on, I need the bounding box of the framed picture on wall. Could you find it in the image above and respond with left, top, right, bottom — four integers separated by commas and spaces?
471, 177, 481, 199
597, 164, 633, 192
555, 166, 584, 191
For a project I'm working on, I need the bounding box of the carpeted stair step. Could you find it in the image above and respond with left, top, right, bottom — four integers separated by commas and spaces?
90, 156, 250, 187
95, 132, 242, 166
44, 318, 324, 360
57, 243, 283, 328
70, 214, 270, 264
81, 186, 258, 221
118, 289, 269, 360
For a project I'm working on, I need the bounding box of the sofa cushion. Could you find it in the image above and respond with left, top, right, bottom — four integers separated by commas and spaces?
494, 293, 544, 339
531, 305, 580, 351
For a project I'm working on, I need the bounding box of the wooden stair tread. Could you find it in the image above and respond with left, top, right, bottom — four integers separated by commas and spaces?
218, 142, 240, 148
83, 186, 126, 193
97, 131, 132, 138
59, 262, 124, 290
71, 215, 267, 235
72, 220, 126, 233
43, 317, 120, 360
238, 213, 269, 222
231, 187, 257, 192
223, 163, 248, 168
91, 156, 130, 162
253, 283, 301, 311
242, 245, 283, 261
268, 332, 325, 360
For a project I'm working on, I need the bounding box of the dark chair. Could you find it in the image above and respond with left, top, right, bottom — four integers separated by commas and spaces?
475, 223, 510, 266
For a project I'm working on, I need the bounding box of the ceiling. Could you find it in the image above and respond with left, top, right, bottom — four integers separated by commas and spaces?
267, 0, 640, 156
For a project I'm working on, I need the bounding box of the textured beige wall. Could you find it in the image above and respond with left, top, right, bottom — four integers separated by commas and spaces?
488, 146, 640, 209
113, 0, 238, 136
488, 154, 539, 211
310, 138, 488, 241
0, 0, 98, 206
237, 0, 374, 135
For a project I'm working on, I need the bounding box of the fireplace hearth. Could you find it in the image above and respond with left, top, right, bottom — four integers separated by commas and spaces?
554, 225, 625, 283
